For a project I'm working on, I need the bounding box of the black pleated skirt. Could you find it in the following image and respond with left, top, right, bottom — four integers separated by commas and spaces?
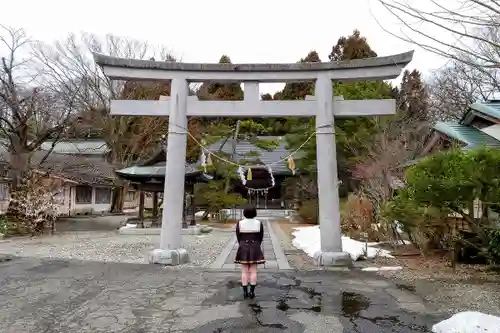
234, 240, 265, 265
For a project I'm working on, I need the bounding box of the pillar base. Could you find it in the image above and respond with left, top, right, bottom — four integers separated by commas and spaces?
183, 225, 202, 235
314, 251, 352, 267
149, 248, 189, 265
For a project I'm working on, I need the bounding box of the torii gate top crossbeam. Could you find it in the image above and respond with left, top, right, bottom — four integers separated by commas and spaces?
94, 51, 414, 83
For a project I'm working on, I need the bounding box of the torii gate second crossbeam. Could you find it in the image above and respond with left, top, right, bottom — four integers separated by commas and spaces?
95, 51, 413, 266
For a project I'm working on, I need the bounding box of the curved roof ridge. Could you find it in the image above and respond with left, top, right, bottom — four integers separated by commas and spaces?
94, 51, 414, 73
434, 121, 500, 146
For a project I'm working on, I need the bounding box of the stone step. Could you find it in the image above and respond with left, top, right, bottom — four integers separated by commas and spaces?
220, 209, 295, 220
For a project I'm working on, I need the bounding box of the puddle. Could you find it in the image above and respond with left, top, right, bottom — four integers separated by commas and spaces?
396, 283, 416, 293
339, 292, 433, 332
276, 299, 290, 311
310, 305, 321, 312
248, 303, 262, 314
360, 315, 433, 332
341, 291, 371, 317
248, 301, 289, 331
198, 276, 435, 332
217, 279, 375, 316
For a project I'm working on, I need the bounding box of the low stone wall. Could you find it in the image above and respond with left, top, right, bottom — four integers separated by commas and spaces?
119, 225, 213, 236
198, 209, 296, 221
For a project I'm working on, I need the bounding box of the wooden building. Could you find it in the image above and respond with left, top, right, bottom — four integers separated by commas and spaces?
115, 136, 298, 225
0, 140, 138, 216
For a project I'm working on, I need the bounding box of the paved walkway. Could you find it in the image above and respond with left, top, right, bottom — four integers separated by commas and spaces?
0, 255, 443, 332
211, 219, 291, 270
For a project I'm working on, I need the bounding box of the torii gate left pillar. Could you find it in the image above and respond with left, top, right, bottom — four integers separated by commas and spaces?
95, 51, 413, 266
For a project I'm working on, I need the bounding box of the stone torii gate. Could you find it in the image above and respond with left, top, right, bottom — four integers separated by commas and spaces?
95, 51, 413, 266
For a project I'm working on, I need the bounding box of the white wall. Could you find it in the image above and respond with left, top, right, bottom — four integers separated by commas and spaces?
71, 186, 110, 215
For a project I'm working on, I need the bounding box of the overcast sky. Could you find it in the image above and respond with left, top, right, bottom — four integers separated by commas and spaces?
2, 0, 447, 94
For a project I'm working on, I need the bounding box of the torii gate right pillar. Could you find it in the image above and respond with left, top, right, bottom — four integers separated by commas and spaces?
314, 74, 351, 266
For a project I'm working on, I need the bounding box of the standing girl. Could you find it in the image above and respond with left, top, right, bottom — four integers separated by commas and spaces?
234, 205, 265, 299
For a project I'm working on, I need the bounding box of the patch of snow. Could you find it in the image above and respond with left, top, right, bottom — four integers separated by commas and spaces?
394, 220, 404, 233
291, 226, 394, 261
432, 311, 500, 333
361, 266, 403, 272
123, 224, 137, 229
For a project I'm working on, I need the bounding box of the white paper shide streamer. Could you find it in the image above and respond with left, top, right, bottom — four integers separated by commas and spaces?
267, 166, 275, 187
194, 134, 308, 193
238, 166, 247, 185
200, 150, 207, 173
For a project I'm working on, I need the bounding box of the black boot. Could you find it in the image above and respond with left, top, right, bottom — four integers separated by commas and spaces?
249, 284, 256, 299
242, 285, 249, 299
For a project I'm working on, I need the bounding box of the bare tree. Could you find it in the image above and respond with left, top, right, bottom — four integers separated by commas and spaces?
377, 1, 500, 100
376, 0, 500, 65
351, 116, 430, 220
0, 25, 79, 222
375, 1, 500, 119
427, 60, 494, 121
32, 33, 176, 212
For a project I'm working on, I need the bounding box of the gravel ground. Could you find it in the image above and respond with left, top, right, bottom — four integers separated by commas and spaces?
0, 230, 233, 268
374, 257, 500, 317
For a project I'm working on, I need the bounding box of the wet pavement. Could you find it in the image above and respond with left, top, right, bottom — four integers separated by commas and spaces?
0, 256, 443, 332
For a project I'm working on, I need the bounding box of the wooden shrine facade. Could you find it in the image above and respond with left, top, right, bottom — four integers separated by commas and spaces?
116, 163, 208, 227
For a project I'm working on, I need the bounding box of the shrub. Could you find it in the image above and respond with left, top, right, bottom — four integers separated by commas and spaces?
488, 229, 500, 264
7, 171, 63, 236
383, 147, 500, 262
0, 215, 8, 235
341, 193, 380, 241
382, 190, 453, 251
298, 199, 319, 224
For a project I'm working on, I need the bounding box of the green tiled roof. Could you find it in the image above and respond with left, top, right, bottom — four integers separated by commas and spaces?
434, 121, 500, 147
470, 101, 500, 121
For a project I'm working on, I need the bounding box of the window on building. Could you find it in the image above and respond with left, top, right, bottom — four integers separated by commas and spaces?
0, 183, 9, 201
127, 190, 136, 201
95, 187, 112, 204
75, 185, 92, 204
53, 188, 65, 205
